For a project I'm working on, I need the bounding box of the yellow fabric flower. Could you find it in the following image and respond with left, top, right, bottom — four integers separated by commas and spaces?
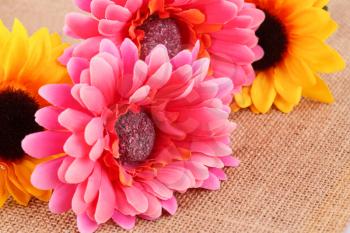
232, 0, 345, 113
0, 19, 69, 207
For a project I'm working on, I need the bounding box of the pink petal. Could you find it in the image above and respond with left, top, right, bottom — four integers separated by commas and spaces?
209, 168, 227, 181
90, 56, 116, 104
49, 183, 76, 214
65, 158, 95, 184
80, 86, 106, 114
84, 163, 102, 203
31, 157, 64, 190
65, 13, 100, 39
146, 62, 172, 90
122, 185, 148, 213
220, 155, 240, 167
112, 211, 135, 230
58, 157, 74, 183
35, 107, 63, 130
142, 179, 173, 200
39, 84, 81, 109
106, 4, 131, 21
64, 133, 90, 158
22, 131, 70, 158
161, 196, 177, 215
129, 85, 150, 104
89, 139, 105, 161
67, 57, 89, 83
58, 108, 92, 132
94, 172, 115, 223
74, 0, 92, 12
77, 213, 99, 233
84, 117, 104, 146
201, 172, 220, 190
146, 45, 170, 75
72, 183, 88, 215
91, 0, 111, 19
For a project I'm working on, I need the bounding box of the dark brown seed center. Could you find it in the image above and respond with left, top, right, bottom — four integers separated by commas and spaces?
0, 88, 42, 161
115, 111, 156, 163
253, 10, 288, 71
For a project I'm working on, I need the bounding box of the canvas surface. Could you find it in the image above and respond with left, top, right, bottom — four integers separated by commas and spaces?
0, 0, 349, 232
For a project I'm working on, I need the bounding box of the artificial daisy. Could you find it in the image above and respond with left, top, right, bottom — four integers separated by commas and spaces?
63, 0, 264, 92
232, 0, 345, 113
0, 19, 69, 207
22, 38, 238, 232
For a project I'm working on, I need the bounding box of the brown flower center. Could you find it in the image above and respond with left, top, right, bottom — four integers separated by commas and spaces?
115, 110, 156, 163
138, 15, 184, 59
0, 88, 42, 161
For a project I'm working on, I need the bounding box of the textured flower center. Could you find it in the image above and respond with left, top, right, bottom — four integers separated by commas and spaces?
0, 89, 42, 161
253, 11, 288, 71
139, 15, 183, 59
115, 110, 156, 163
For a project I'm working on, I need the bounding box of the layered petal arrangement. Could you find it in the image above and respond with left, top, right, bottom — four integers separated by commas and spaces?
232, 0, 345, 113
0, 19, 69, 207
23, 38, 238, 232
63, 0, 264, 93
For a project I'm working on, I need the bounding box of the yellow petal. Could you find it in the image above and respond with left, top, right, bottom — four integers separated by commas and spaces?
290, 37, 345, 73
273, 65, 302, 105
5, 167, 31, 206
0, 172, 10, 207
13, 161, 49, 199
3, 19, 29, 81
234, 87, 252, 108
251, 71, 276, 113
313, 0, 329, 7
302, 74, 334, 103
288, 8, 337, 40
274, 95, 295, 113
284, 53, 317, 88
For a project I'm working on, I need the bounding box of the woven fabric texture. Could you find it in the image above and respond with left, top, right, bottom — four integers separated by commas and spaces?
0, 0, 349, 232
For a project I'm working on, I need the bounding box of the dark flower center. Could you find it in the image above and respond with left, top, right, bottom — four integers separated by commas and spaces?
115, 110, 156, 163
0, 89, 42, 161
139, 15, 184, 59
253, 10, 288, 71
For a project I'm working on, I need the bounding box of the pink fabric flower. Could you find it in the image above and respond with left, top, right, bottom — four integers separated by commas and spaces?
23, 38, 238, 232
63, 0, 265, 93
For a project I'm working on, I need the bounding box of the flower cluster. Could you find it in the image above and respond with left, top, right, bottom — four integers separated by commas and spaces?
0, 0, 344, 232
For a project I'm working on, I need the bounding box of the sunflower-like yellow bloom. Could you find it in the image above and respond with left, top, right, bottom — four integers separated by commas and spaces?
232, 0, 345, 113
0, 19, 69, 207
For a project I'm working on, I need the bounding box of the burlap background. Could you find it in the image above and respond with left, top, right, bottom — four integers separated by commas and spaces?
0, 0, 349, 232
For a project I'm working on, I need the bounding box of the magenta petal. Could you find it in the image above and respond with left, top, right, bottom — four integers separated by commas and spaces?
22, 131, 70, 158
77, 213, 99, 233
94, 172, 115, 223
31, 157, 64, 190
65, 158, 95, 184
49, 183, 76, 214
112, 211, 135, 230
161, 196, 177, 215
